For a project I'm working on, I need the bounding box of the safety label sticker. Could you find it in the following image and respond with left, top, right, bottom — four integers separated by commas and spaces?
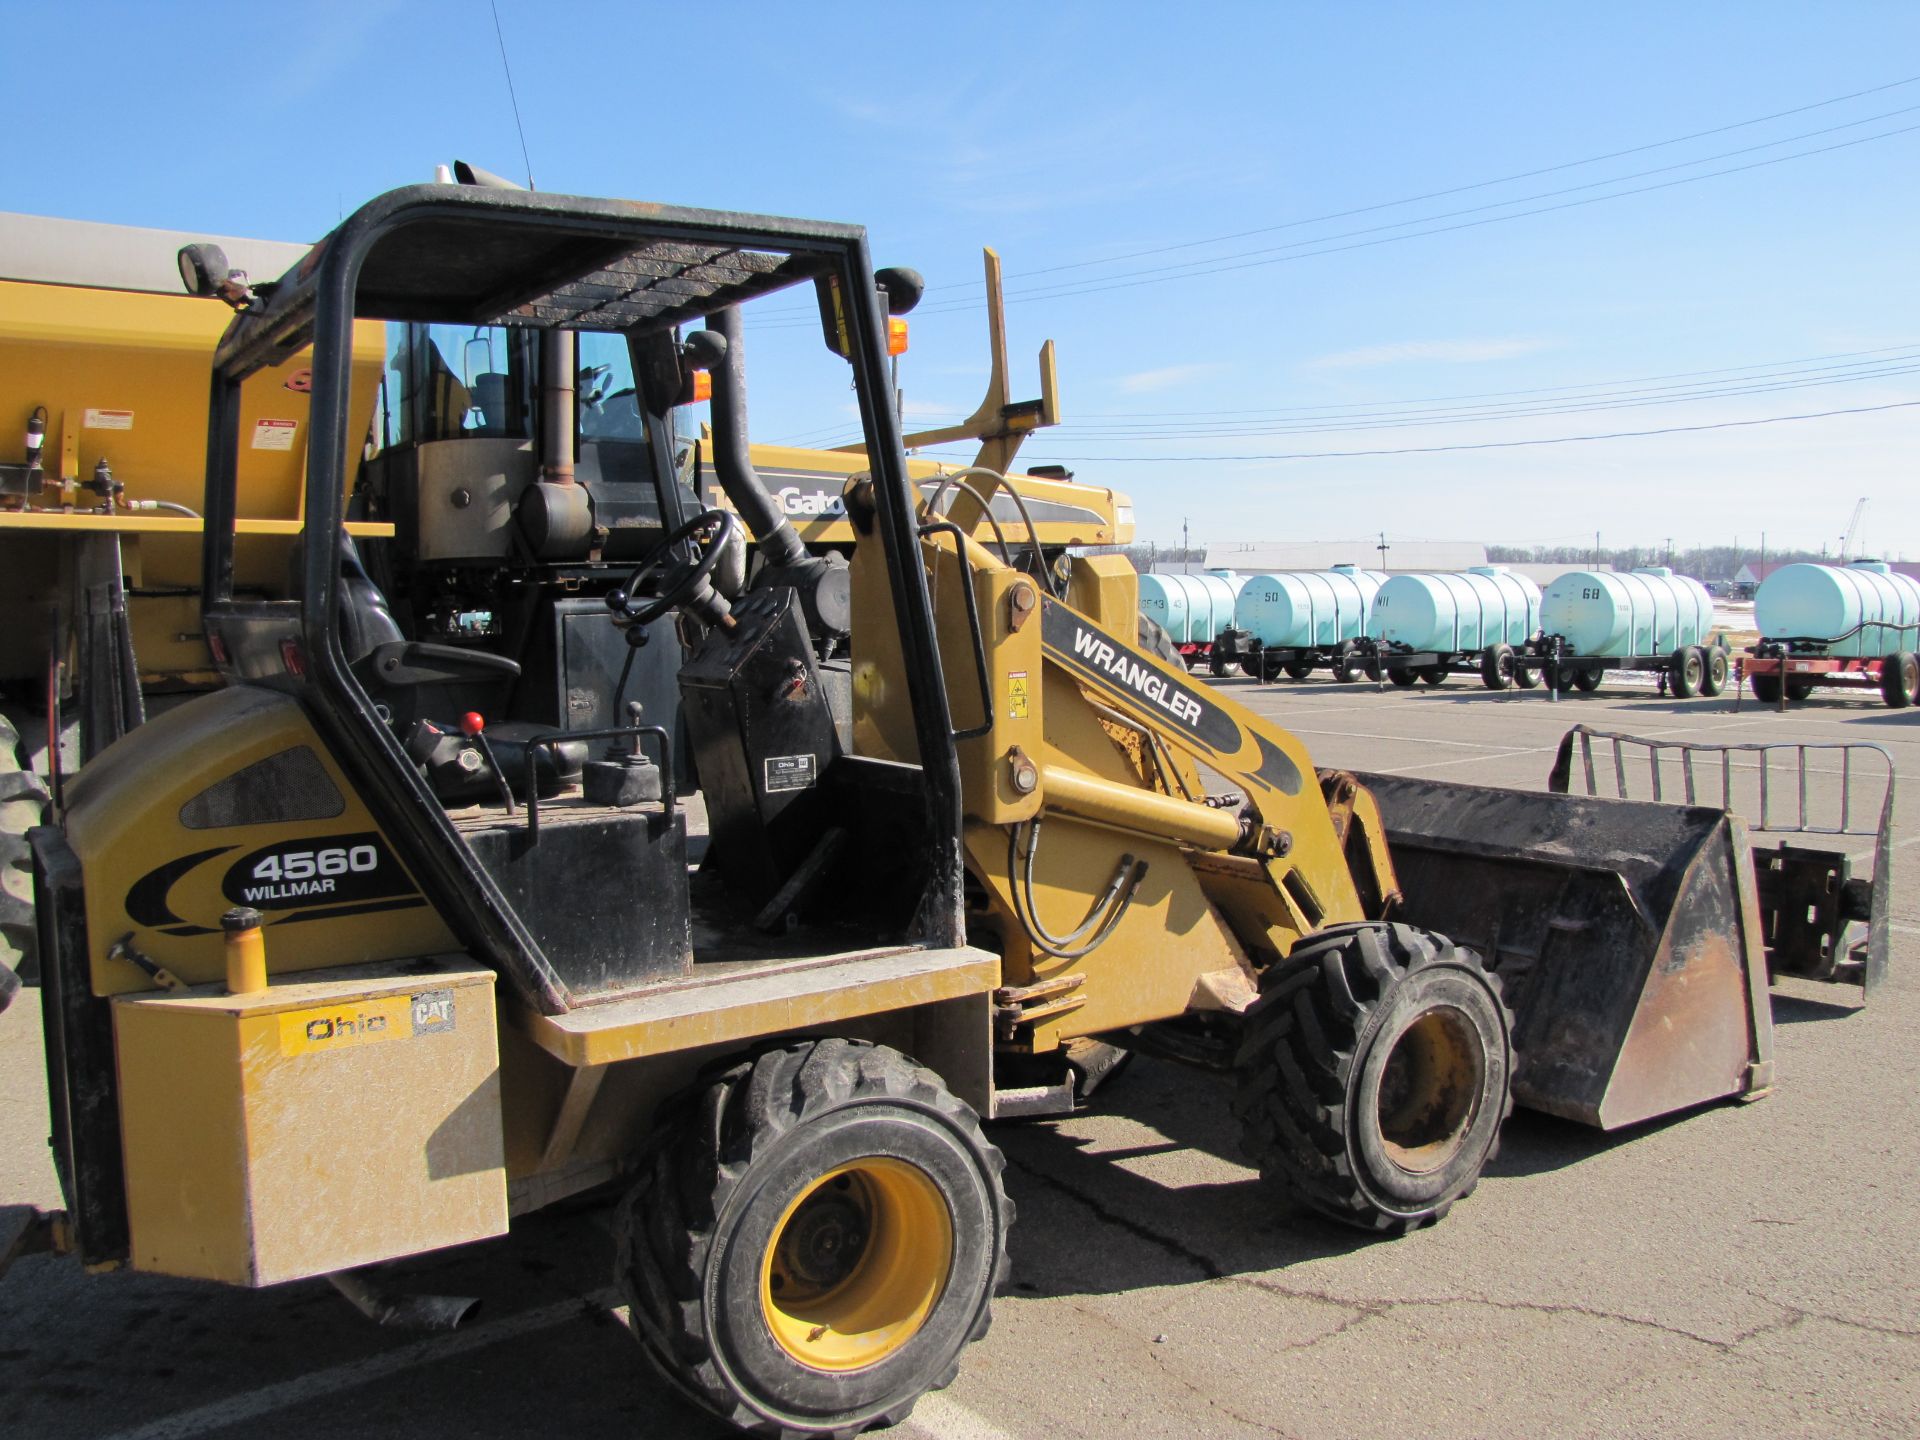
251, 418, 299, 451
83, 408, 134, 430
764, 753, 818, 793
1008, 671, 1030, 719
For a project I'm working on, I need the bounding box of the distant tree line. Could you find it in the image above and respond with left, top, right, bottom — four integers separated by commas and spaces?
1120, 544, 1206, 569
1486, 543, 1847, 579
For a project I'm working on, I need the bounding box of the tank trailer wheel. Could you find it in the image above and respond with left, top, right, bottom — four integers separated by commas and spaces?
1234, 923, 1514, 1234
1701, 647, 1730, 697
1669, 646, 1704, 698
1480, 643, 1515, 691
1210, 650, 1230, 678
1331, 647, 1360, 684
1511, 661, 1541, 689
1750, 672, 1784, 704
618, 1039, 1011, 1440
1417, 665, 1448, 687
1388, 668, 1418, 689
1785, 678, 1816, 702
1571, 664, 1604, 694
1284, 657, 1316, 682
1880, 651, 1918, 708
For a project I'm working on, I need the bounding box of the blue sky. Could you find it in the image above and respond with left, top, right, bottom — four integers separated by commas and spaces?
7, 2, 1917, 559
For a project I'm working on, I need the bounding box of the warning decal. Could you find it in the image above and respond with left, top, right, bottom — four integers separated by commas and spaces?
83, 408, 134, 430
1008, 671, 1030, 719
251, 418, 299, 451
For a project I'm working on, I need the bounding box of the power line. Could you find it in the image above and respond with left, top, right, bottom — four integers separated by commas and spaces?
790, 351, 1920, 447
930, 121, 1920, 313
1068, 340, 1920, 417
947, 72, 1920, 293
1010, 398, 1920, 462
750, 72, 1920, 323
1037, 356, 1920, 438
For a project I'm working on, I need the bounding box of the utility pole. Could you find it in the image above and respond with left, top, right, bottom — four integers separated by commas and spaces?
1593, 531, 1600, 568
1377, 531, 1390, 572
1665, 537, 1673, 568
1182, 518, 1190, 574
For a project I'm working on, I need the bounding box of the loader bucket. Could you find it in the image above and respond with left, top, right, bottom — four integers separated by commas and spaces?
1351, 771, 1773, 1131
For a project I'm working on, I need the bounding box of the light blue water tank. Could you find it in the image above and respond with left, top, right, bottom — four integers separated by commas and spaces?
1372, 567, 1542, 653
1541, 567, 1714, 658
1232, 565, 1385, 649
1755, 561, 1920, 658
1138, 571, 1245, 644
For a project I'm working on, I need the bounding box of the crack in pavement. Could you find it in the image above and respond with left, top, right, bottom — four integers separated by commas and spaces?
1004, 1150, 1823, 1356
1052, 1292, 1307, 1440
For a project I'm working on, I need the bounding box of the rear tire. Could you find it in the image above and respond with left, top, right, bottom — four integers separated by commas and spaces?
1785, 678, 1816, 702
1284, 658, 1316, 682
1417, 665, 1447, 687
1138, 615, 1183, 670
1880, 651, 1918, 708
619, 1039, 1012, 1440
1480, 644, 1514, 691
1670, 646, 1703, 698
1512, 662, 1541, 690
1235, 923, 1513, 1234
1750, 671, 1784, 704
1388, 669, 1418, 688
0, 714, 47, 1005
1700, 647, 1730, 697
1332, 646, 1361, 684
1571, 665, 1603, 693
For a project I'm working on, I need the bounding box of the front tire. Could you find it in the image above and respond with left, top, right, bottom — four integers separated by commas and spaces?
1235, 923, 1513, 1234
1284, 657, 1316, 682
620, 1039, 1012, 1439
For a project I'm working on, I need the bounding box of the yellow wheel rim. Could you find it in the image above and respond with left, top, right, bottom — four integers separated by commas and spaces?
760, 1158, 954, 1372
1376, 1006, 1484, 1174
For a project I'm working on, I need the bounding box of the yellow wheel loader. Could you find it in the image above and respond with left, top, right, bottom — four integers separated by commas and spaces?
5, 181, 1884, 1439
0, 191, 1128, 999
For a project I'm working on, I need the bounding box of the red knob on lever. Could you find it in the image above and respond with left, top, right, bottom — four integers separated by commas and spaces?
460, 712, 486, 737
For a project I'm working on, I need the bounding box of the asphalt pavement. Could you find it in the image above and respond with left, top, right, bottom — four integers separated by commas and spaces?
3, 670, 1915, 1439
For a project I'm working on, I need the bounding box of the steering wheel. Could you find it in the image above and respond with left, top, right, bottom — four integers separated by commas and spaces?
607, 508, 737, 628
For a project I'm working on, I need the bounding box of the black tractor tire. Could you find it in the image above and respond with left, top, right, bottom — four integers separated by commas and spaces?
1880, 651, 1918, 708
1137, 615, 1184, 670
1284, 657, 1316, 682
1785, 677, 1816, 702
1512, 661, 1542, 689
619, 1039, 1012, 1440
1571, 665, 1604, 693
1700, 647, 1730, 697
0, 714, 48, 1006
1417, 665, 1448, 687
1235, 922, 1513, 1234
1480, 643, 1515, 691
1388, 668, 1418, 688
1669, 646, 1703, 698
1750, 671, 1784, 704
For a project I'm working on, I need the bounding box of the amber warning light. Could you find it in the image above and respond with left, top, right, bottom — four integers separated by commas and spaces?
887, 317, 909, 357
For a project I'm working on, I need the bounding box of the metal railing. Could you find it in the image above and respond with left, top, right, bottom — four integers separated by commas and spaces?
1548, 724, 1894, 994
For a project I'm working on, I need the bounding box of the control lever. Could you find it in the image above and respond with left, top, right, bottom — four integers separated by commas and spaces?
461, 712, 516, 814
582, 701, 663, 807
